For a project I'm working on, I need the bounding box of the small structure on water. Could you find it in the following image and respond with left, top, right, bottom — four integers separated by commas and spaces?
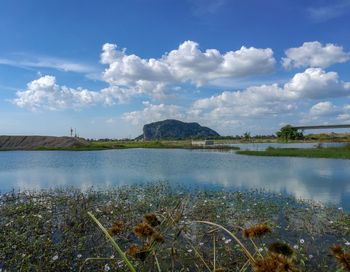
191, 140, 215, 146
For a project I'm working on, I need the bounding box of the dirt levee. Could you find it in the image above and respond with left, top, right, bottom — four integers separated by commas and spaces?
0, 136, 90, 150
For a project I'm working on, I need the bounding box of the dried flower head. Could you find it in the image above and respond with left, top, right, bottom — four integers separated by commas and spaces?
144, 213, 161, 227
134, 222, 155, 238
331, 245, 350, 271
253, 253, 301, 272
331, 245, 344, 256
127, 245, 148, 261
152, 231, 164, 243
269, 241, 294, 257
108, 221, 124, 236
243, 223, 271, 239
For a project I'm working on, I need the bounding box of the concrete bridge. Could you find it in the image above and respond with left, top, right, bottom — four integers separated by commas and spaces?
291, 124, 350, 130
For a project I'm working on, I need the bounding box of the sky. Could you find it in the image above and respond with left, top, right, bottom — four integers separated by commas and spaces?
1, 0, 350, 138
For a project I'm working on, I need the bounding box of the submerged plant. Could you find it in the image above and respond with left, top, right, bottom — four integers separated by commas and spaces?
330, 245, 350, 271
269, 242, 294, 257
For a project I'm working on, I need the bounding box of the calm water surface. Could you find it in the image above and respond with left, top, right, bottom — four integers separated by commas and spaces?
0, 146, 350, 210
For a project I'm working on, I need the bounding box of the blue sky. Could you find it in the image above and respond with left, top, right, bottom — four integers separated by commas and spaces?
1, 0, 350, 138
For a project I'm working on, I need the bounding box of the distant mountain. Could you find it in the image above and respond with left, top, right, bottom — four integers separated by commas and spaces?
140, 119, 220, 140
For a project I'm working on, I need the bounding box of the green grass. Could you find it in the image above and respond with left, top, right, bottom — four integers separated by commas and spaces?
237, 144, 350, 159
33, 140, 240, 151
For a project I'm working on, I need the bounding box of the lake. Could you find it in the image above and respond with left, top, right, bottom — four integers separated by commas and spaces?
1, 145, 350, 210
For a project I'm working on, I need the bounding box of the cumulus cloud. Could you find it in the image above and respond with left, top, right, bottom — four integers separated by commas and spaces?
192, 68, 350, 121
282, 41, 350, 69
309, 101, 335, 116
101, 40, 276, 87
302, 101, 350, 123
284, 68, 350, 99
193, 84, 296, 118
122, 101, 185, 125
122, 101, 243, 133
13, 75, 136, 110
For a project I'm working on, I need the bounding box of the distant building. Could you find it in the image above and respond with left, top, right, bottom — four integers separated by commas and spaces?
191, 140, 215, 146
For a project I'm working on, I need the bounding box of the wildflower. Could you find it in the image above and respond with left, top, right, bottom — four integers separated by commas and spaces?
104, 264, 110, 271
299, 239, 304, 244
268, 242, 294, 257
293, 245, 299, 250
258, 247, 264, 252
52, 255, 59, 261
308, 254, 313, 259
225, 239, 232, 244
144, 213, 160, 227
243, 224, 271, 239
187, 249, 193, 253
199, 242, 204, 246
134, 222, 155, 238
345, 241, 350, 246
77, 254, 82, 259
108, 221, 124, 235
330, 245, 350, 271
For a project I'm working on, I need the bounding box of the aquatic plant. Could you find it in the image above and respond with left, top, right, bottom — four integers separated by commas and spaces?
0, 181, 349, 271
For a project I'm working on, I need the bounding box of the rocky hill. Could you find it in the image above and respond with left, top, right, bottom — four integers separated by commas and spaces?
141, 119, 220, 140
0, 136, 90, 150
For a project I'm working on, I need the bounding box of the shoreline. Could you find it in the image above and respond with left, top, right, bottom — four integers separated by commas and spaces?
237, 144, 350, 160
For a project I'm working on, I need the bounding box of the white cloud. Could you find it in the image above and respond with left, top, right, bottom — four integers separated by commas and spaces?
309, 101, 335, 116
282, 41, 350, 69
122, 101, 185, 125
193, 84, 296, 118
189, 0, 228, 15
193, 68, 350, 118
303, 101, 350, 123
307, 1, 350, 22
0, 55, 97, 74
284, 68, 350, 99
101, 40, 276, 88
336, 113, 350, 121
13, 75, 134, 110
122, 101, 243, 134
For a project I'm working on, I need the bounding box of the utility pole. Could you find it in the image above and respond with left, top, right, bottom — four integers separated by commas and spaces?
70, 128, 73, 137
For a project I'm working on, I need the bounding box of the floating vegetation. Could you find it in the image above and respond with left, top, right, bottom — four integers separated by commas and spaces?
0, 181, 350, 271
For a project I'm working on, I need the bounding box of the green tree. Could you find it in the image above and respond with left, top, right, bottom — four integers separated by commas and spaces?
276, 125, 303, 142
243, 132, 251, 141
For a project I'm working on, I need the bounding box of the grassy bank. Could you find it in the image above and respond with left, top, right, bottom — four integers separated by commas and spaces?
34, 140, 241, 151
1, 182, 350, 271
237, 144, 350, 159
